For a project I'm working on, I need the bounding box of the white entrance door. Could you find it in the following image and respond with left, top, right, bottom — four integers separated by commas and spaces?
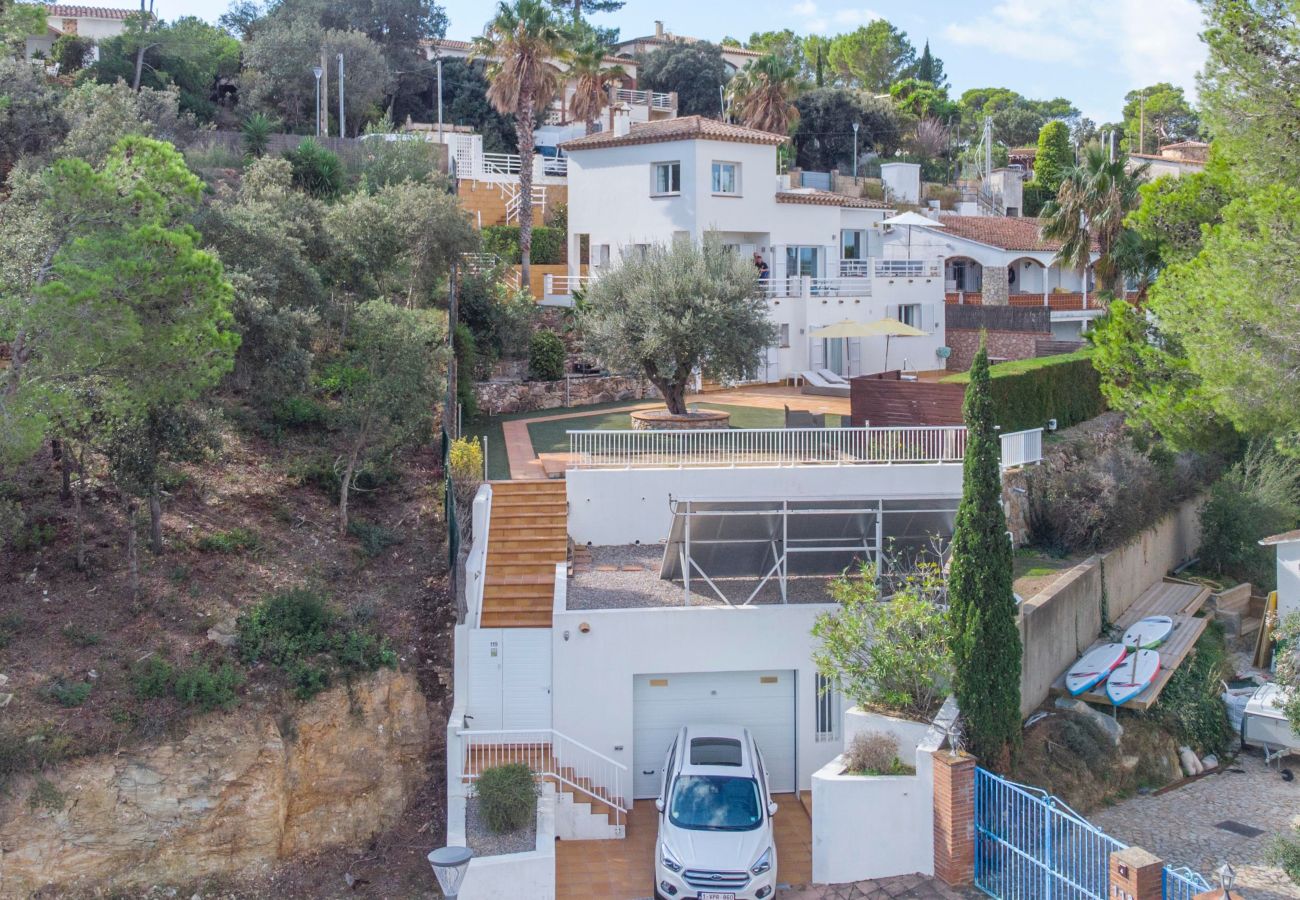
632, 670, 796, 799
467, 629, 552, 731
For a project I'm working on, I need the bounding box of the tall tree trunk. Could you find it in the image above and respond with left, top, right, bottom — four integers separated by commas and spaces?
126, 498, 140, 603
338, 451, 358, 536
585, 115, 595, 136
132, 0, 148, 91
517, 94, 536, 291
148, 485, 163, 554
73, 445, 86, 572
573, 0, 581, 21
53, 438, 71, 501
650, 378, 688, 415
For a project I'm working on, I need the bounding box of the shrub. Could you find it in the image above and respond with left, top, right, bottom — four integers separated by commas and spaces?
812, 563, 952, 719
481, 225, 565, 265
1198, 444, 1300, 589
460, 277, 536, 362
348, 519, 403, 557
941, 351, 1105, 432
528, 330, 566, 381
197, 527, 260, 554
51, 34, 93, 72
12, 521, 56, 552
28, 777, 65, 811
448, 436, 484, 512
287, 454, 398, 502
1148, 623, 1233, 756
242, 111, 279, 159
44, 679, 92, 708
60, 623, 101, 647
173, 658, 244, 712
132, 656, 175, 699
269, 396, 329, 429
475, 762, 539, 833
453, 323, 480, 422
0, 615, 22, 649
1269, 827, 1300, 886
843, 731, 913, 776
284, 139, 345, 200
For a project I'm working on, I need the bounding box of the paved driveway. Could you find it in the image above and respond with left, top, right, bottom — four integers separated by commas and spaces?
1090, 751, 1300, 899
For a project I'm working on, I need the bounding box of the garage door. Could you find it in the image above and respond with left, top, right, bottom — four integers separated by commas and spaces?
632, 670, 795, 799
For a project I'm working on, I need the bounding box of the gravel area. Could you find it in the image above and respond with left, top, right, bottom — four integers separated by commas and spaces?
567, 545, 839, 609
465, 794, 537, 858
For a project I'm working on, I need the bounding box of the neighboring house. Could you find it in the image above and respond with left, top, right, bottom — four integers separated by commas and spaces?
561, 115, 951, 380
613, 20, 761, 74
1260, 530, 1300, 622
24, 3, 134, 62
1127, 140, 1209, 179
891, 215, 1102, 341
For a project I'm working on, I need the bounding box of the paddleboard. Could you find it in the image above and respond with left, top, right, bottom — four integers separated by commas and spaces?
1122, 616, 1174, 650
1065, 643, 1128, 696
1106, 649, 1160, 705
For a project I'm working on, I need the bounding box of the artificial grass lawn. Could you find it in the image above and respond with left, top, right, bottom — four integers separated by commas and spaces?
526, 403, 843, 456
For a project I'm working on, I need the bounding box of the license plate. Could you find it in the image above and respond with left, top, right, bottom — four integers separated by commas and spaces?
698, 893, 735, 900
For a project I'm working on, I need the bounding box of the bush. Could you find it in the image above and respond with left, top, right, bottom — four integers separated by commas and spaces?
51, 34, 93, 72
242, 111, 279, 159
843, 731, 912, 776
459, 276, 536, 362
1148, 623, 1233, 756
132, 656, 175, 699
173, 658, 244, 712
528, 330, 566, 381
269, 396, 329, 429
448, 436, 484, 512
475, 762, 539, 833
1199, 444, 1300, 589
812, 563, 952, 719
481, 225, 565, 265
44, 679, 92, 708
348, 519, 403, 557
61, 623, 102, 647
283, 139, 345, 200
453, 323, 480, 422
941, 351, 1105, 432
197, 527, 260, 554
287, 454, 398, 501
1270, 827, 1300, 886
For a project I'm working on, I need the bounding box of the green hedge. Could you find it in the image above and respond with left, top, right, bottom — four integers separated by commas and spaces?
481, 225, 565, 265
941, 350, 1104, 432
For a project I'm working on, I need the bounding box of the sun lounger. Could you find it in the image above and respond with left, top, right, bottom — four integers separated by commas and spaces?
799, 371, 850, 398
816, 368, 850, 385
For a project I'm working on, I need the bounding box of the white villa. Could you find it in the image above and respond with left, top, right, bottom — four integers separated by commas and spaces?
561, 116, 951, 380
24, 3, 134, 62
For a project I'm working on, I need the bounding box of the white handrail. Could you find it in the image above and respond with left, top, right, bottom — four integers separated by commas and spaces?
567, 426, 968, 469
874, 259, 941, 278
467, 484, 492, 627
999, 427, 1044, 469
459, 727, 629, 829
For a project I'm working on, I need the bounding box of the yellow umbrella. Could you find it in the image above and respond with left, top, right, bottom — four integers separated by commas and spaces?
810, 317, 928, 372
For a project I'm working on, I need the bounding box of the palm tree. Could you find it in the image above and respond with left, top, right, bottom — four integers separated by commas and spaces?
728, 54, 801, 135
472, 0, 568, 288
1040, 145, 1149, 296
566, 38, 624, 135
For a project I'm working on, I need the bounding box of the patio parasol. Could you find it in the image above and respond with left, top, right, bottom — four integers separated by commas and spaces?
881, 211, 944, 260
811, 317, 928, 373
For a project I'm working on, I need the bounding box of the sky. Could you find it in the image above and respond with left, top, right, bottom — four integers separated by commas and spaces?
132, 0, 1209, 123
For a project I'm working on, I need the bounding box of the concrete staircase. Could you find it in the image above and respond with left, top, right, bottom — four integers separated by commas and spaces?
481, 481, 567, 628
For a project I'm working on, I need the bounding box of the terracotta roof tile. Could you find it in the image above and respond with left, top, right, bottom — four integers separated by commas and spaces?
936, 216, 1098, 253
45, 4, 136, 19
560, 115, 787, 151
776, 189, 890, 209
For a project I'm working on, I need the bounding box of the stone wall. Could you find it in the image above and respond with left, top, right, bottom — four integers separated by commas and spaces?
946, 329, 1048, 370
0, 669, 430, 896
473, 374, 660, 416
982, 264, 1011, 305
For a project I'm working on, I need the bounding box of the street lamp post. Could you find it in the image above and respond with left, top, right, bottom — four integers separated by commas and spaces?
428, 846, 473, 898
312, 65, 323, 137
337, 53, 345, 138
436, 58, 444, 142
852, 122, 860, 179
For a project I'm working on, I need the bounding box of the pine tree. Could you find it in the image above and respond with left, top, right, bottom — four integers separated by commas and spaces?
948, 338, 1021, 769
1032, 119, 1073, 195
914, 40, 945, 88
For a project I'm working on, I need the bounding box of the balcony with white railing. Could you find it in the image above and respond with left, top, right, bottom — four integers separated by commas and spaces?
758, 275, 874, 299
543, 273, 591, 303
612, 88, 676, 110
999, 427, 1044, 469
567, 426, 968, 470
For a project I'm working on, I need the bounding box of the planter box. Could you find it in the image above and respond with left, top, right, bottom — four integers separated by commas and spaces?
449, 785, 557, 900
844, 706, 934, 759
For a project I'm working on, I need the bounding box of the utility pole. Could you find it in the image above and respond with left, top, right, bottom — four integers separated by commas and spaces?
436, 58, 444, 142
338, 53, 345, 138
852, 122, 860, 179
1138, 91, 1145, 155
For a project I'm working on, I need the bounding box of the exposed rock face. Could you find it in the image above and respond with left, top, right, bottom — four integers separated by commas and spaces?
0, 669, 430, 897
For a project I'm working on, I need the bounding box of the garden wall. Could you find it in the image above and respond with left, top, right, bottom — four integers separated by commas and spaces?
1017, 494, 1204, 716
473, 374, 659, 416
944, 306, 1052, 372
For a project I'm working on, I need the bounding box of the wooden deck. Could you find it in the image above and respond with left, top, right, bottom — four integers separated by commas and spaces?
1051, 578, 1212, 711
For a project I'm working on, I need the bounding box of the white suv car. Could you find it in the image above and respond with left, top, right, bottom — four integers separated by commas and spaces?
654, 725, 779, 900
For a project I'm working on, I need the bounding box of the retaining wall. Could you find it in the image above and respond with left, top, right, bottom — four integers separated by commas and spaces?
473, 374, 659, 416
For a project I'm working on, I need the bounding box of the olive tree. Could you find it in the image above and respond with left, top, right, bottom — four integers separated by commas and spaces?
581, 237, 775, 415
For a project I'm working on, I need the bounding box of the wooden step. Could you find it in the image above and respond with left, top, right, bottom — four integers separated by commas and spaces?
481, 610, 552, 627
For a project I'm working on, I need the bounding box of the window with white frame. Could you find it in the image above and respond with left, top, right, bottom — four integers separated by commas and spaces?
779, 323, 790, 348
815, 673, 840, 742
898, 303, 923, 329
711, 161, 740, 195
652, 161, 681, 195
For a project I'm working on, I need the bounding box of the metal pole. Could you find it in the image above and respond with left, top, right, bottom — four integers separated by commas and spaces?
852, 122, 859, 179
313, 66, 322, 137
337, 53, 345, 138
437, 58, 444, 141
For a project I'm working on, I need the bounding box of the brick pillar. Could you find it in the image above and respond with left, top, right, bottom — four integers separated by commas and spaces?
983, 264, 1010, 305
932, 750, 976, 886
1109, 847, 1163, 900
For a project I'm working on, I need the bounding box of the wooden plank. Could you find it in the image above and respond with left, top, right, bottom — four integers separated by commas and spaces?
1050, 614, 1208, 712
1113, 579, 1208, 629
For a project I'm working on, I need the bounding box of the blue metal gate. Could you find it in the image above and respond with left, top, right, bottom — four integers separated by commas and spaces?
974, 768, 1126, 900
1163, 866, 1212, 900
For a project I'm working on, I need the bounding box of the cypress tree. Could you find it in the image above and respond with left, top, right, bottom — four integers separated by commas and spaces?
948, 337, 1021, 769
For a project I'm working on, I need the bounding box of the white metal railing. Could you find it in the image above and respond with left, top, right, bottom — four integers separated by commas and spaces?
481, 151, 521, 175
757, 276, 873, 298
1000, 427, 1044, 470
614, 88, 673, 108
839, 259, 871, 277
467, 485, 492, 627
544, 273, 591, 296
874, 259, 941, 278
567, 426, 967, 469
459, 728, 629, 829
651, 91, 673, 109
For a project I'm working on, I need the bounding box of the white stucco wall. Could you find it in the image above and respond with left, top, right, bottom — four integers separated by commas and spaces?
566, 463, 964, 546
1277, 540, 1300, 621
453, 786, 557, 900
881, 163, 921, 204
550, 602, 842, 793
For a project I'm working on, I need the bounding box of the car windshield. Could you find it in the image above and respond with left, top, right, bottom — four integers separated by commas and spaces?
668, 775, 762, 831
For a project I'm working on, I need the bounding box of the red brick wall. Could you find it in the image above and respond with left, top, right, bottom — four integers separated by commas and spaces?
946, 328, 1049, 371
932, 751, 976, 887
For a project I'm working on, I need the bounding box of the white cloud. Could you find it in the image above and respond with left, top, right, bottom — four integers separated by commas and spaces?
832, 8, 882, 26
791, 0, 818, 16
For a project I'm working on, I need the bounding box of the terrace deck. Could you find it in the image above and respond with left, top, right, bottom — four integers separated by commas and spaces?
1050, 578, 1212, 711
